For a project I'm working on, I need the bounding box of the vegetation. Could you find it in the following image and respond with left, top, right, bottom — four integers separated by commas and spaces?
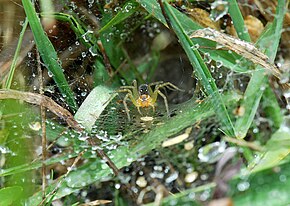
0, 0, 289, 205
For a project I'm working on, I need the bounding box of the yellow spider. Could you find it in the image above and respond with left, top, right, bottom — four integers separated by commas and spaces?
116, 80, 183, 120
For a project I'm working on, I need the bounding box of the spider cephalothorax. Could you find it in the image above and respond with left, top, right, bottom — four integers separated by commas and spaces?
116, 80, 183, 120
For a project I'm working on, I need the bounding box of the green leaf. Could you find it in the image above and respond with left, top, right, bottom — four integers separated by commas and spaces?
22, 0, 77, 111
4, 18, 28, 89
0, 186, 23, 206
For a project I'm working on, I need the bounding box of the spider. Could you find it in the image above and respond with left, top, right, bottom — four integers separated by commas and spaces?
116, 80, 183, 120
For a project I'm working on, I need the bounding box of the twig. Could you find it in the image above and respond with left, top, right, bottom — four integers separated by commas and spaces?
97, 40, 114, 77
223, 136, 264, 151
190, 28, 289, 85
37, 50, 47, 199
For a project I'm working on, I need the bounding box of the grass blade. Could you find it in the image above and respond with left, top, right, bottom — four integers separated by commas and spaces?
228, 0, 251, 42
4, 18, 28, 89
234, 0, 288, 138
163, 2, 235, 137
22, 0, 77, 111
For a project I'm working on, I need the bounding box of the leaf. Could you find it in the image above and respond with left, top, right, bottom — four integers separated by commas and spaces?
0, 186, 23, 206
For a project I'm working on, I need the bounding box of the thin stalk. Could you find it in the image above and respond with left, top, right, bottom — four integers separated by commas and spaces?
4, 18, 28, 89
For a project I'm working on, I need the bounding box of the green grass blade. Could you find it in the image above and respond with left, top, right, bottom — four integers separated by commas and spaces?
234, 0, 288, 138
163, 2, 235, 137
228, 0, 251, 42
4, 18, 28, 89
22, 0, 77, 111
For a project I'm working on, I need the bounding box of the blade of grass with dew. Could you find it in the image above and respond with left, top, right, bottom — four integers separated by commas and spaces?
22, 0, 77, 111
234, 0, 287, 138
163, 2, 235, 137
74, 86, 114, 132
138, 0, 248, 73
4, 18, 28, 89
228, 0, 251, 42
27, 93, 241, 205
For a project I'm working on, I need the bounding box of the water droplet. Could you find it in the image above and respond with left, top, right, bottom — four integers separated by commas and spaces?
216, 60, 223, 68
198, 141, 226, 163
210, 0, 229, 21
81, 91, 87, 97
191, 43, 200, 50
89, 46, 98, 56
204, 52, 212, 64
237, 181, 250, 191
127, 157, 133, 162
82, 30, 94, 43
47, 71, 53, 77
115, 183, 121, 189
124, 3, 133, 12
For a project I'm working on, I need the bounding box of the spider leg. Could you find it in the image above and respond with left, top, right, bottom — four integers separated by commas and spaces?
116, 88, 139, 121
132, 80, 139, 97
119, 86, 135, 89
157, 90, 169, 116
123, 93, 131, 121
148, 81, 164, 87
156, 82, 184, 92
137, 106, 143, 115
